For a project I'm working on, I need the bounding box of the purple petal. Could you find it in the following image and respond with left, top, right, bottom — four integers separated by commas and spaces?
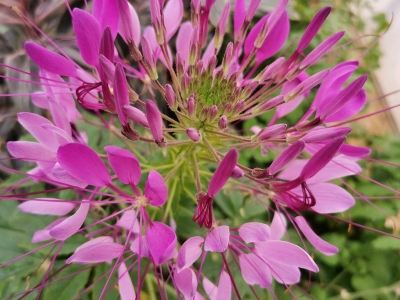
310, 183, 355, 213
32, 218, 67, 243
105, 145, 141, 185
325, 89, 366, 122
177, 236, 204, 272
24, 42, 76, 77
146, 222, 177, 265
239, 253, 272, 288
57, 143, 111, 187
204, 226, 230, 252
72, 8, 102, 67
208, 149, 238, 198
118, 262, 136, 300
303, 127, 351, 143
267, 141, 305, 176
269, 212, 287, 240
93, 0, 119, 38
297, 6, 332, 52
256, 240, 319, 272
257, 123, 286, 140
299, 137, 345, 181
257, 12, 289, 62
18, 198, 75, 216
238, 222, 270, 243
320, 75, 367, 120
67, 242, 125, 264
163, 0, 183, 41
279, 156, 361, 183
338, 144, 371, 157
49, 201, 90, 240
295, 216, 338, 255
146, 100, 164, 142
300, 31, 345, 68
174, 268, 197, 300
144, 170, 168, 206
114, 63, 129, 126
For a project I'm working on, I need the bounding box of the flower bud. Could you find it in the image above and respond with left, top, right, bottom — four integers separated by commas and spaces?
186, 128, 201, 142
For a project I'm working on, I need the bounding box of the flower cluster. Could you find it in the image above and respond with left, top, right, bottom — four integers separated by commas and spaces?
2, 0, 374, 298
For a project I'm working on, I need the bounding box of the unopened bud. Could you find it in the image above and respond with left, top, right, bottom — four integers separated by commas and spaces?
187, 95, 195, 117
141, 36, 158, 80
231, 166, 244, 178
165, 84, 175, 109
186, 128, 201, 142
218, 116, 228, 129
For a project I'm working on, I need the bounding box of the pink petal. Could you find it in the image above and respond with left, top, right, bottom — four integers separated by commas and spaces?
234, 0, 246, 36
145, 100, 164, 142
163, 0, 183, 41
203, 276, 217, 300
92, 0, 119, 38
146, 222, 177, 265
51, 163, 88, 188
208, 149, 238, 198
239, 253, 272, 288
144, 170, 168, 206
7, 141, 56, 161
76, 236, 114, 252
177, 236, 204, 272
268, 262, 300, 284
24, 42, 76, 77
256, 240, 319, 272
105, 145, 141, 185
123, 105, 149, 127
18, 198, 75, 216
17, 113, 59, 151
66, 242, 125, 264
174, 268, 197, 300
176, 22, 193, 67
72, 8, 102, 67
57, 143, 111, 187
49, 201, 90, 240
130, 236, 150, 257
204, 226, 230, 252
310, 183, 355, 213
294, 216, 338, 255
116, 210, 140, 235
117, 0, 141, 45
42, 124, 74, 146
269, 212, 287, 240
238, 222, 270, 243
32, 218, 67, 243
216, 271, 231, 300
118, 262, 136, 300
